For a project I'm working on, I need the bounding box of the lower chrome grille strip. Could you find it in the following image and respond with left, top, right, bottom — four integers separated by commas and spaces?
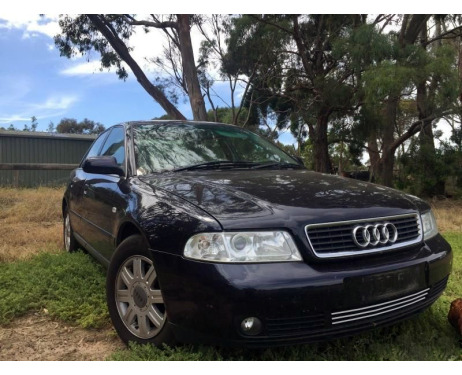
332, 288, 429, 325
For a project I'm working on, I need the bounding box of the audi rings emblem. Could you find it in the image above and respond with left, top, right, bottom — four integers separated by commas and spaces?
352, 223, 398, 248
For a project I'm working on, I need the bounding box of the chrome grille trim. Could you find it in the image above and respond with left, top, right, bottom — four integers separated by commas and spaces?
332, 288, 429, 325
305, 213, 422, 258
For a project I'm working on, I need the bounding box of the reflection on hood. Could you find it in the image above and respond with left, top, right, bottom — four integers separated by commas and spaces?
140, 170, 425, 229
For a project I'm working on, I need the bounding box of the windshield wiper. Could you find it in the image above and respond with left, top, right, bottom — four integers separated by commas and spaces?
172, 160, 257, 172
251, 162, 304, 170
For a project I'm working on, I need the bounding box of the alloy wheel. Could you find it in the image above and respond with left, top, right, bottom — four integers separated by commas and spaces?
64, 214, 71, 252
115, 255, 166, 339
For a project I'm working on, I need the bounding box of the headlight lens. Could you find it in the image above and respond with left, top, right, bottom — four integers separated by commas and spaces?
421, 210, 438, 240
184, 231, 302, 263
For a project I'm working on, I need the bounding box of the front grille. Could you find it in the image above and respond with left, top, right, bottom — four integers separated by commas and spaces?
266, 313, 325, 336
305, 213, 422, 258
331, 289, 429, 325
262, 276, 448, 340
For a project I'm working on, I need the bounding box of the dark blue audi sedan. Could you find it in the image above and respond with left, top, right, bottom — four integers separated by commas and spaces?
63, 121, 452, 347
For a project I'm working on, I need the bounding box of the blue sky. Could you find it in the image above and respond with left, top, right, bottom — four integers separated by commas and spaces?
0, 16, 194, 128
0, 15, 297, 145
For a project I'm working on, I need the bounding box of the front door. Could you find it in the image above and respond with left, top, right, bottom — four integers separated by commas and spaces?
82, 126, 127, 261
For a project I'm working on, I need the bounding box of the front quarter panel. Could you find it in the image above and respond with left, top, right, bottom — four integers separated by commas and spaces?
128, 178, 222, 255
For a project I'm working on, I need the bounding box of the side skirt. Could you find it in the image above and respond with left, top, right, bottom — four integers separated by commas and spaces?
74, 232, 110, 269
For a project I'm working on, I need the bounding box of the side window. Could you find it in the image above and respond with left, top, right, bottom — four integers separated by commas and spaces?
100, 127, 126, 168
81, 132, 108, 165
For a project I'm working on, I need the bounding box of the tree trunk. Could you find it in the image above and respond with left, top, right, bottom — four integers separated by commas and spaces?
313, 111, 332, 173
415, 23, 445, 197
177, 15, 208, 121
417, 72, 443, 195
377, 151, 395, 187
367, 131, 380, 183
87, 15, 186, 121
376, 96, 398, 187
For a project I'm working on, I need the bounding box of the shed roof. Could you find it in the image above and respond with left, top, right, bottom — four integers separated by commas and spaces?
0, 130, 97, 141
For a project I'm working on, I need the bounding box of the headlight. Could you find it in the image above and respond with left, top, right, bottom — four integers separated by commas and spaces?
184, 231, 302, 263
421, 210, 438, 240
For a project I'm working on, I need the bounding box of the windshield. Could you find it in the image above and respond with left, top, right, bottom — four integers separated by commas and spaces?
133, 123, 299, 174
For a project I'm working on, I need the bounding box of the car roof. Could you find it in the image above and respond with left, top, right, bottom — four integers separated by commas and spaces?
121, 120, 241, 129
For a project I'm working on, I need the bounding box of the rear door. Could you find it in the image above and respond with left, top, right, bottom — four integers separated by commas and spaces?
69, 131, 109, 238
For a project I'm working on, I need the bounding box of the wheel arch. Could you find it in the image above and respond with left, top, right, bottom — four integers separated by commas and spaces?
116, 220, 150, 248
62, 197, 68, 218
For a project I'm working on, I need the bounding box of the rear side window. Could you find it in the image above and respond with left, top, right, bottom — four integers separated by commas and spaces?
100, 126, 125, 167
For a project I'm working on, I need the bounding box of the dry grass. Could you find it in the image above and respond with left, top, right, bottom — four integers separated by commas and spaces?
0, 187, 64, 262
430, 199, 462, 233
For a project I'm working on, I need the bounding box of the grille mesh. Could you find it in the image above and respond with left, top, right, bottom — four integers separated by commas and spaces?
305, 213, 421, 258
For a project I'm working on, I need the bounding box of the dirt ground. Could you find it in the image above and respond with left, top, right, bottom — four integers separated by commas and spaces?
0, 313, 125, 361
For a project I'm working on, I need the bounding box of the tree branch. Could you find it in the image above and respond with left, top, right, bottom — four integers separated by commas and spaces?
248, 14, 293, 35
125, 16, 178, 30
390, 110, 453, 151
424, 25, 462, 46
87, 15, 186, 120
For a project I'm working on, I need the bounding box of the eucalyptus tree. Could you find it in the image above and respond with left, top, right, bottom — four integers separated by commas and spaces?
56, 118, 105, 134
225, 14, 366, 173
358, 15, 461, 188
54, 14, 207, 121
412, 15, 461, 195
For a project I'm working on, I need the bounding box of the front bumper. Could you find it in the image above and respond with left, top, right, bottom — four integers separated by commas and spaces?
151, 234, 452, 347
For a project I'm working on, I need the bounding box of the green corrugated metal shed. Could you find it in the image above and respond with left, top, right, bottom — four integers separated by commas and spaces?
0, 131, 96, 187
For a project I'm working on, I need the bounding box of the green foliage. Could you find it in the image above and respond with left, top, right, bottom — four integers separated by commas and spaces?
4, 117, 39, 132
55, 15, 130, 80
30, 116, 38, 132
332, 24, 394, 70
47, 121, 55, 133
398, 124, 462, 196
399, 140, 445, 196
206, 107, 249, 127
224, 15, 290, 78
0, 251, 108, 328
56, 117, 105, 134
109, 343, 226, 361
299, 140, 314, 169
427, 45, 460, 110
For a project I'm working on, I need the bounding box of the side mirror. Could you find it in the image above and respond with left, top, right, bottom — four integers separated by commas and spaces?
82, 156, 125, 176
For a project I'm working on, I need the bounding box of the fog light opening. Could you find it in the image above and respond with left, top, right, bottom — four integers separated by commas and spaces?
240, 317, 263, 336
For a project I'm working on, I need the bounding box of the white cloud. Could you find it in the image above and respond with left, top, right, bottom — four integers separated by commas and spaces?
0, 15, 60, 39
60, 60, 113, 76
0, 114, 31, 123
36, 95, 79, 111
0, 94, 79, 124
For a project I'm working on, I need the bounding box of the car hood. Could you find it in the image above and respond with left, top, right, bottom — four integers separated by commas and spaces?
139, 169, 428, 230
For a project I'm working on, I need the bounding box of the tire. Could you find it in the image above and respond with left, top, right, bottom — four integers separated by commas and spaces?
106, 234, 175, 346
63, 207, 79, 252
